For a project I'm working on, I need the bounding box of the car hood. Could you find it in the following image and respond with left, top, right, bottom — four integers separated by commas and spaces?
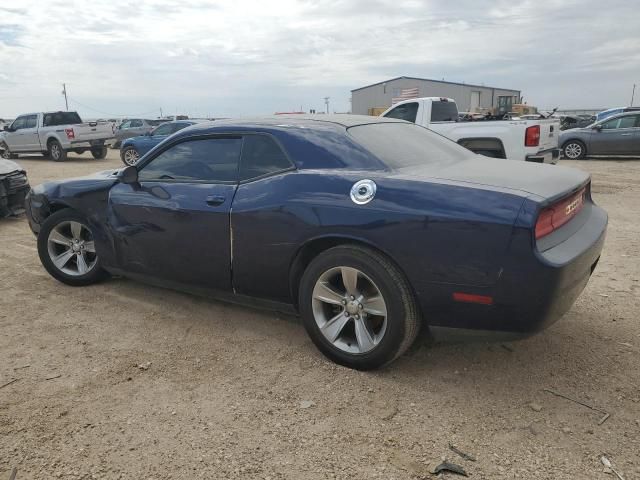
393, 156, 589, 201
0, 159, 24, 175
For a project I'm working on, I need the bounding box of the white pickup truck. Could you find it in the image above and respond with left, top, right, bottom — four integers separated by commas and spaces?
381, 97, 560, 163
0, 111, 114, 162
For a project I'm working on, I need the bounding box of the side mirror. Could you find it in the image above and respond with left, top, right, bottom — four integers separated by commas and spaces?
3, 125, 8, 131
592, 124, 602, 131
118, 165, 138, 184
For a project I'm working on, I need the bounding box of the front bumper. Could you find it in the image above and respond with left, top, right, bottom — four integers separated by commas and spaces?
526, 148, 561, 165
0, 171, 30, 217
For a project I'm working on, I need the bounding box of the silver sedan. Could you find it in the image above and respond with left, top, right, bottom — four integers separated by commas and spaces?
559, 111, 640, 159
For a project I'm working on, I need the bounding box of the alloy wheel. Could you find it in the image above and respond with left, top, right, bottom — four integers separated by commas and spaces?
46, 221, 98, 276
123, 148, 139, 165
50, 143, 61, 160
312, 266, 388, 354
564, 143, 583, 159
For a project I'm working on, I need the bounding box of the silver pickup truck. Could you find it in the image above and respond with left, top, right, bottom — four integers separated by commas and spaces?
0, 111, 114, 161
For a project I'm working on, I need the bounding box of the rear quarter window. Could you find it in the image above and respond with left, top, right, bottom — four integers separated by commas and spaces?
430, 101, 459, 122
348, 122, 473, 169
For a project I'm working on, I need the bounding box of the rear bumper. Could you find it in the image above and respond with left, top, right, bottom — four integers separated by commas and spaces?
526, 148, 560, 165
418, 202, 607, 338
69, 138, 111, 148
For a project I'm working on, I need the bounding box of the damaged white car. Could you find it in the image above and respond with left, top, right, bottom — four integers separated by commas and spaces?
0, 158, 30, 217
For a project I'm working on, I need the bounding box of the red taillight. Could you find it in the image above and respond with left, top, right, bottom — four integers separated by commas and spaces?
65, 128, 75, 140
525, 125, 540, 147
535, 188, 586, 240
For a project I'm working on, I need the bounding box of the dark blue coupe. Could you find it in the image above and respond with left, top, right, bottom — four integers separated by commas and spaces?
120, 120, 203, 166
26, 116, 607, 370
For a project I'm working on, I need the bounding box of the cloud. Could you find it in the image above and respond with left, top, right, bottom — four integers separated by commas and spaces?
0, 0, 637, 117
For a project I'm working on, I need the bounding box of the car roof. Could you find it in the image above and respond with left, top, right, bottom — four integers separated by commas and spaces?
601, 111, 640, 121
178, 114, 406, 135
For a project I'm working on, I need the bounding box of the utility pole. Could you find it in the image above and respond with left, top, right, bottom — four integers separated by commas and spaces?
61, 83, 68, 111
631, 84, 636, 106
160, 107, 163, 118
324, 96, 330, 114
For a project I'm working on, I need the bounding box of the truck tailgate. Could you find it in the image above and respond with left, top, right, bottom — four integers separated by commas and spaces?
68, 123, 114, 141
536, 119, 560, 151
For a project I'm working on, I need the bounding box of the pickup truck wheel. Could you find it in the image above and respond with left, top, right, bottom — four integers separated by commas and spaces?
121, 146, 140, 166
91, 146, 108, 159
299, 245, 420, 370
37, 209, 109, 286
563, 140, 586, 160
48, 140, 67, 162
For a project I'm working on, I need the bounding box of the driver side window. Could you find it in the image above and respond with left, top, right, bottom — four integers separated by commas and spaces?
138, 137, 243, 183
11, 117, 27, 130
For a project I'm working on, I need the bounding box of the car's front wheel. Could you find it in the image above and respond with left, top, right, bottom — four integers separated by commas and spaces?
37, 209, 108, 286
121, 146, 140, 166
0, 143, 17, 159
299, 245, 420, 370
563, 140, 586, 160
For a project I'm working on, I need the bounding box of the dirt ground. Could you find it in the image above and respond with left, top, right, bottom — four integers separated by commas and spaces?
1, 150, 639, 480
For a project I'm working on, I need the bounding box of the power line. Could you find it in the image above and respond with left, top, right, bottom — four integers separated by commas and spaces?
67, 97, 159, 117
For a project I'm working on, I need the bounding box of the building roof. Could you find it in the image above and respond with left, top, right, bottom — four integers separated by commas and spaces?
351, 76, 520, 93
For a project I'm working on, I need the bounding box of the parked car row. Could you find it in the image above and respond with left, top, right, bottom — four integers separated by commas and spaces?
112, 118, 169, 148
119, 120, 206, 165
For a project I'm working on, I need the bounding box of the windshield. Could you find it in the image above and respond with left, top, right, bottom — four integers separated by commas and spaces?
348, 122, 474, 170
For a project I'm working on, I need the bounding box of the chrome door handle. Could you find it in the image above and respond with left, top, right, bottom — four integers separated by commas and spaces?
620, 133, 632, 136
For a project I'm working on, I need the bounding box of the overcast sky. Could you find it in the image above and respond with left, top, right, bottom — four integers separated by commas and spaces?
0, 0, 638, 118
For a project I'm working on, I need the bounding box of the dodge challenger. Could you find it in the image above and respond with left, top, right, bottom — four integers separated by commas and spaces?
25, 116, 607, 370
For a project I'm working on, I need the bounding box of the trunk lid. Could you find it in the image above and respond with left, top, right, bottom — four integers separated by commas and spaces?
394, 156, 589, 201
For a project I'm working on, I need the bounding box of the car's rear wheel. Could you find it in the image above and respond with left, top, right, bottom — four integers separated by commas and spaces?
91, 146, 108, 159
37, 209, 108, 286
121, 146, 140, 166
48, 139, 67, 162
299, 245, 420, 370
563, 140, 586, 160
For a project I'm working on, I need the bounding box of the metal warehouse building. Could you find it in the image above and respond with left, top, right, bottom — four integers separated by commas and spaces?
351, 76, 521, 116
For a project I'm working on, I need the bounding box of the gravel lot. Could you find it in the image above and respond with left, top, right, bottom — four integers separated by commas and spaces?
1, 151, 639, 479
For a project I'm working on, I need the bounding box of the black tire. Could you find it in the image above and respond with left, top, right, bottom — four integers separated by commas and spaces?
562, 140, 587, 160
120, 146, 140, 166
91, 146, 108, 159
48, 139, 67, 162
37, 209, 109, 286
0, 144, 17, 159
299, 245, 420, 370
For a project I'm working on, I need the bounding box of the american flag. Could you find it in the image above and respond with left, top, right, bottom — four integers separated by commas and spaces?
391, 87, 419, 105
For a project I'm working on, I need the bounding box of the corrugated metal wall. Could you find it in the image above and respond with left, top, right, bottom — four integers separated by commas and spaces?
351, 78, 520, 115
